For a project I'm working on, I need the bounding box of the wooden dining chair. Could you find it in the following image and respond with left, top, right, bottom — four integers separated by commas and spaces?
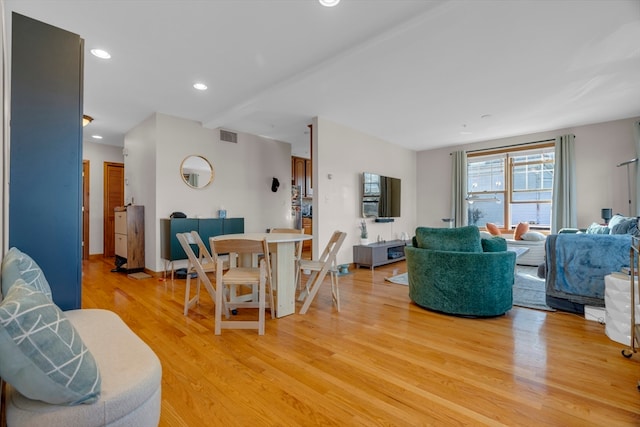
180, 231, 224, 316
209, 238, 274, 335
176, 232, 229, 319
269, 228, 305, 290
298, 230, 347, 314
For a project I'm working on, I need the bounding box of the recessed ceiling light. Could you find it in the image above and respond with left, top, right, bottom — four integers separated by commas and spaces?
90, 49, 111, 59
92, 135, 103, 140
193, 82, 208, 91
319, 0, 340, 7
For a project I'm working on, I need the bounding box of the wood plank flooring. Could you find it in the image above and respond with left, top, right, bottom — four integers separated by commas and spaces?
82, 257, 640, 426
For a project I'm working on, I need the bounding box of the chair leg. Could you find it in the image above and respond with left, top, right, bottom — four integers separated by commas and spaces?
295, 261, 301, 291
215, 282, 223, 335
258, 276, 266, 335
297, 270, 317, 301
331, 271, 340, 312
299, 269, 330, 314
266, 275, 275, 319
183, 274, 192, 316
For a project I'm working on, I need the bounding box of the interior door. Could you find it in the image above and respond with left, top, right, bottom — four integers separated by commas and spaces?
103, 162, 124, 257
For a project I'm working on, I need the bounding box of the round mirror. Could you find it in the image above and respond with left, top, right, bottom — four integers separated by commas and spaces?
180, 155, 214, 189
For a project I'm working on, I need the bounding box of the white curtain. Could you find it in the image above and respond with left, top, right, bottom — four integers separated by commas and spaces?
634, 120, 640, 216
551, 134, 577, 233
450, 151, 467, 227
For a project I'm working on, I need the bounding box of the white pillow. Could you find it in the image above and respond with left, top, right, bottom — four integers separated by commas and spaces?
520, 231, 546, 241
607, 214, 627, 232
479, 231, 493, 239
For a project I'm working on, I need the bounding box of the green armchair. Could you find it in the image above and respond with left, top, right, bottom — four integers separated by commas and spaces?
405, 226, 516, 317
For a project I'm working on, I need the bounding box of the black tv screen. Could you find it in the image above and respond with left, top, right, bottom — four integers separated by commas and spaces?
362, 172, 401, 218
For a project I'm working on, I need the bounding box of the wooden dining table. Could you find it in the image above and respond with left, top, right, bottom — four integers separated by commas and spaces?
211, 232, 312, 318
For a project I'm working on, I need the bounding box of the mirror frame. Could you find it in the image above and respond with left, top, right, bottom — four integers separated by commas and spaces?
180, 155, 214, 189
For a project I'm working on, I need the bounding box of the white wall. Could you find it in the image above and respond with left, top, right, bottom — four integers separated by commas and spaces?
417, 116, 640, 229
82, 141, 124, 255
313, 117, 417, 266
125, 113, 292, 272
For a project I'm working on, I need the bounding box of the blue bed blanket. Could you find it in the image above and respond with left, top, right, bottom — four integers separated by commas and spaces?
545, 233, 631, 307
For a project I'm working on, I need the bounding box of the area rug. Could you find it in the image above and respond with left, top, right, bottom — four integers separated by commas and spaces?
513, 267, 555, 312
384, 267, 555, 312
128, 272, 152, 280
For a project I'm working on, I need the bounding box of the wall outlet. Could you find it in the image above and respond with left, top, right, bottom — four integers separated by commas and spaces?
585, 306, 606, 324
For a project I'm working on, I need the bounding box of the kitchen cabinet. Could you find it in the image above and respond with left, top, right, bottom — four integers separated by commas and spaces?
292, 156, 312, 197
302, 217, 312, 252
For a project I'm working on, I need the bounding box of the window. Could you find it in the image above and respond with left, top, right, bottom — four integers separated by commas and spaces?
467, 144, 554, 231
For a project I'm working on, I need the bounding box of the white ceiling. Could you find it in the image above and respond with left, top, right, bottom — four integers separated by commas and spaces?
4, 0, 640, 156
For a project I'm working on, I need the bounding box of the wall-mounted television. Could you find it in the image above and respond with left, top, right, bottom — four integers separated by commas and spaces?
362, 172, 401, 219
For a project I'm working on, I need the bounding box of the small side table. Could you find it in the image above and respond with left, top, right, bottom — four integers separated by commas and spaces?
604, 274, 640, 345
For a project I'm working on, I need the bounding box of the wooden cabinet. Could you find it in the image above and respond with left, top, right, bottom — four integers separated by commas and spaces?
302, 217, 312, 252
353, 240, 407, 270
292, 156, 312, 197
114, 205, 145, 272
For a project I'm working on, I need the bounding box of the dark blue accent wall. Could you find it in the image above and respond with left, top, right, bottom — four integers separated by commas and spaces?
9, 13, 84, 310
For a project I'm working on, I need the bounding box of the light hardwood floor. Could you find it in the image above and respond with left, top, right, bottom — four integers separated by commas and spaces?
83, 257, 640, 426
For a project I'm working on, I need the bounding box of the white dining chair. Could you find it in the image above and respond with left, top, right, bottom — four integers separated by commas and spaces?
176, 232, 229, 319
209, 237, 275, 335
298, 230, 347, 314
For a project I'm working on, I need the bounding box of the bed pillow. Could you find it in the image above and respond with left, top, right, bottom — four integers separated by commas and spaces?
0, 280, 101, 405
586, 223, 610, 234
1, 247, 52, 300
610, 217, 638, 235
607, 214, 627, 232
520, 231, 547, 241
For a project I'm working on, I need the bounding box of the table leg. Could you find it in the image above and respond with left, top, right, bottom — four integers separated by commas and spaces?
275, 241, 296, 317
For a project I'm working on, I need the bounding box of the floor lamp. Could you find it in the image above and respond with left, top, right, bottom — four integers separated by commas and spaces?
617, 158, 638, 216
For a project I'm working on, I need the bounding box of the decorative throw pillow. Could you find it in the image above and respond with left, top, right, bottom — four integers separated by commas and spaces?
611, 217, 638, 235
0, 280, 101, 405
415, 226, 482, 253
607, 214, 626, 231
485, 222, 501, 236
520, 231, 547, 241
586, 222, 610, 234
481, 236, 507, 252
514, 222, 530, 240
1, 247, 52, 300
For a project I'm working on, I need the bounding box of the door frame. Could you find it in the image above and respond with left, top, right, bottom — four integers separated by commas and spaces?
82, 160, 90, 260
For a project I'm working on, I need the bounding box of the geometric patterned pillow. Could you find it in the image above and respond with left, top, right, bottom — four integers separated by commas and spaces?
1, 247, 53, 300
0, 280, 101, 405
